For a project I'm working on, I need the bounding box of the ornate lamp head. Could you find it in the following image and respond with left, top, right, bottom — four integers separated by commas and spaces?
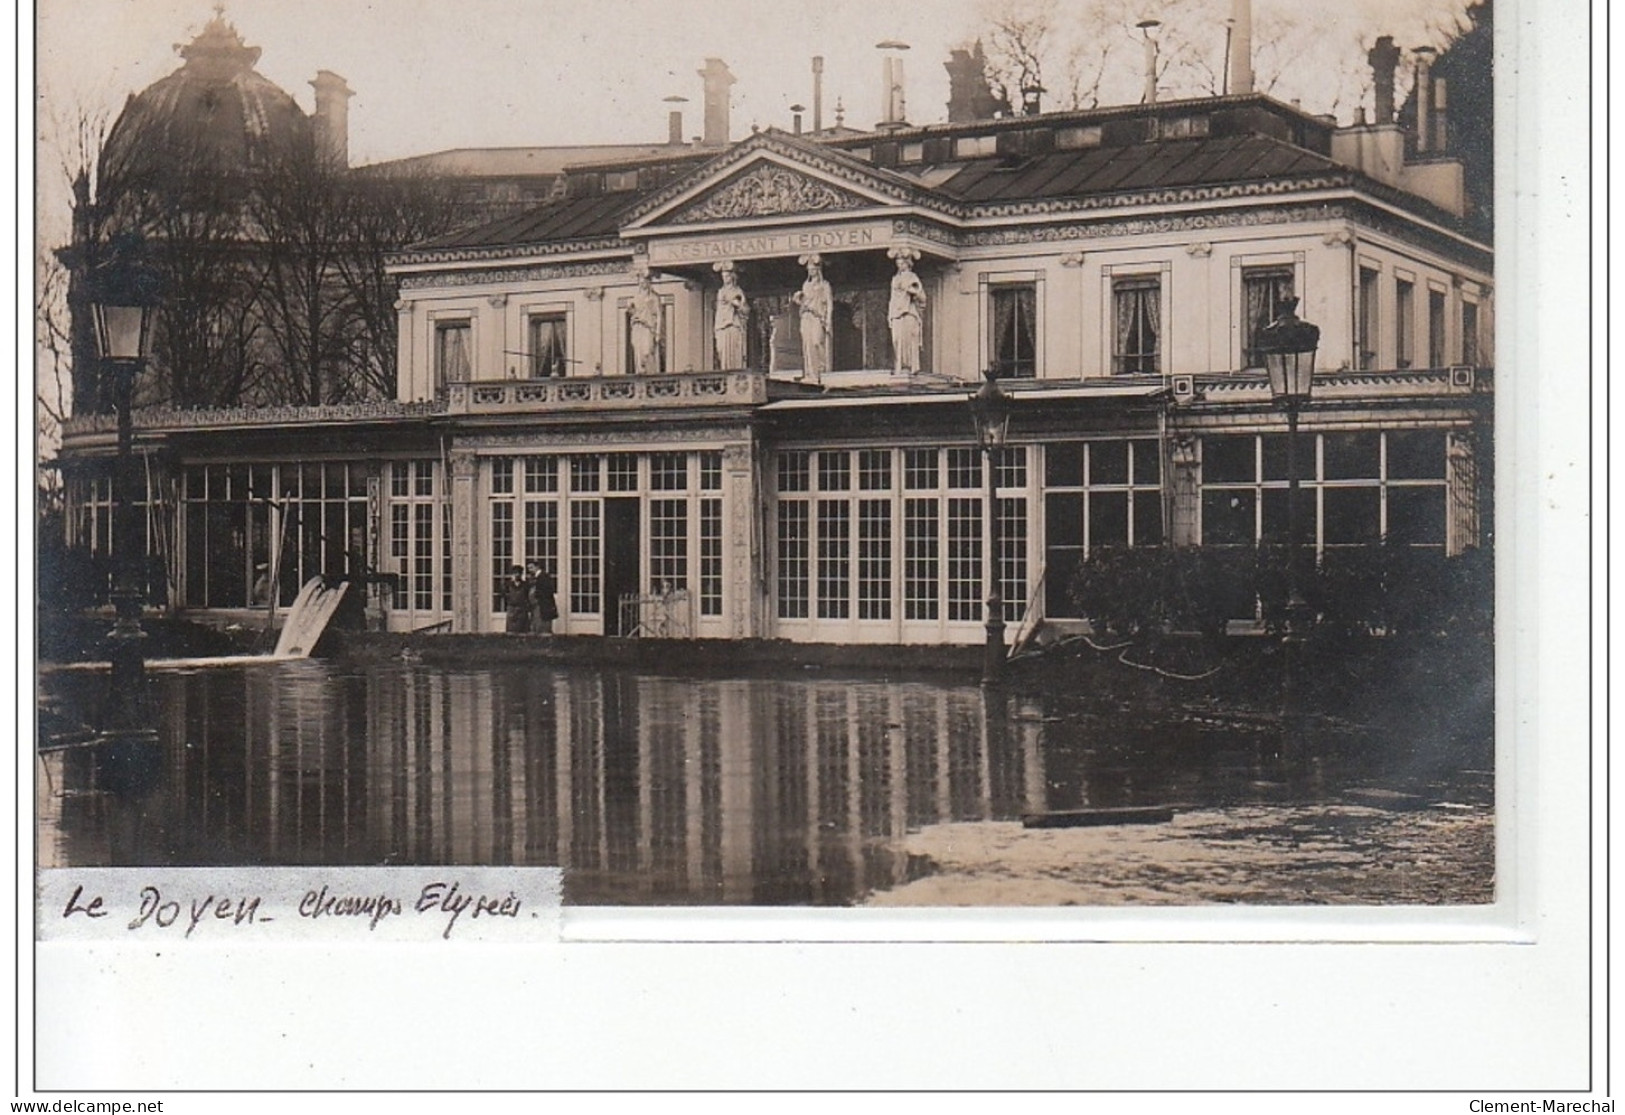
1257, 297, 1321, 404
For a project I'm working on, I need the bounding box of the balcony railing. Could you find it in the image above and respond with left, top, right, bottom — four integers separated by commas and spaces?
444, 370, 768, 414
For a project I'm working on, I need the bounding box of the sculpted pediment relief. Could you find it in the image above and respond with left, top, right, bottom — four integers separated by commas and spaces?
661, 163, 881, 225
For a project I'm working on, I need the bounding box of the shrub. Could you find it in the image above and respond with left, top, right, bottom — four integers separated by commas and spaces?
1068, 544, 1493, 642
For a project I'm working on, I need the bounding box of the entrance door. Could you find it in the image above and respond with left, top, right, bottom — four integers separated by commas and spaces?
603, 498, 641, 635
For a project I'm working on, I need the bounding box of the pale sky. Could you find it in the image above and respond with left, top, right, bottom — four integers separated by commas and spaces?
37, 0, 1474, 175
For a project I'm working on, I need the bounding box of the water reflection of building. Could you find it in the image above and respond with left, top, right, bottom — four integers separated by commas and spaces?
55, 17, 1493, 647
41, 667, 1042, 904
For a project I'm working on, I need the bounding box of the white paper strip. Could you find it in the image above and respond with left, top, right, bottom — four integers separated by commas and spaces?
37, 868, 563, 943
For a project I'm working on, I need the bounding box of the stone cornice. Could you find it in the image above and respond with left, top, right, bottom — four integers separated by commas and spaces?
388, 237, 627, 270
400, 258, 631, 290
386, 185, 1488, 287
1180, 367, 1492, 407
61, 399, 444, 438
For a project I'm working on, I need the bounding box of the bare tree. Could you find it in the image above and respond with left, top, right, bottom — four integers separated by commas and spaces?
331, 168, 466, 399
969, 0, 1479, 122
94, 125, 269, 409
977, 0, 1056, 111
248, 143, 360, 405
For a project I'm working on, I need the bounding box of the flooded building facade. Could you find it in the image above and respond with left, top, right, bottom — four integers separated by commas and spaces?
57, 88, 1493, 647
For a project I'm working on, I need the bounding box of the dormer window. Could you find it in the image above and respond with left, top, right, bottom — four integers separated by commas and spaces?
954, 135, 998, 159
1056, 125, 1103, 150
1159, 116, 1210, 139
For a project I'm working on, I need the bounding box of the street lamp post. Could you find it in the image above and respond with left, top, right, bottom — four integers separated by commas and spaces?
1256, 297, 1321, 721
89, 244, 162, 770
969, 368, 1012, 682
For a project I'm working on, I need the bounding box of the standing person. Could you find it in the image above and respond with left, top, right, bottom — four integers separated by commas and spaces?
713, 261, 749, 369
887, 247, 927, 374
792, 253, 832, 384
531, 562, 560, 635
505, 565, 531, 633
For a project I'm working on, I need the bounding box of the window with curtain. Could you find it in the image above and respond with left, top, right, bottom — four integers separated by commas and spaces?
1396, 278, 1415, 369
528, 313, 568, 378
1357, 268, 1380, 370
1112, 277, 1161, 375
1240, 267, 1294, 370
1428, 289, 1447, 368
990, 284, 1037, 378
435, 321, 471, 387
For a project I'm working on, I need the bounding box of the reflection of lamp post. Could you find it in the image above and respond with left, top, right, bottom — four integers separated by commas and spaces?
1257, 297, 1320, 727
89, 239, 161, 763
969, 368, 1012, 681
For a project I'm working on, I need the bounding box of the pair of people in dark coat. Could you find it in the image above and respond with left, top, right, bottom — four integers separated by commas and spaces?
506, 561, 560, 634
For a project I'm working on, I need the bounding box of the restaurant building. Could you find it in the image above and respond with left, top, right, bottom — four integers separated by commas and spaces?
57, 49, 1493, 648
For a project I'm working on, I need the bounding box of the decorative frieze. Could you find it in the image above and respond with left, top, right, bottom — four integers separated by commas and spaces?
443, 371, 767, 416
399, 258, 630, 291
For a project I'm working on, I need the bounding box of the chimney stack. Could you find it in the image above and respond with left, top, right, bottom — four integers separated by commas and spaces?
1413, 46, 1437, 151
790, 103, 805, 135
1368, 36, 1401, 123
1228, 0, 1254, 96
698, 58, 736, 147
877, 41, 910, 128
1433, 77, 1449, 152
812, 56, 825, 133
310, 70, 353, 167
945, 41, 1003, 122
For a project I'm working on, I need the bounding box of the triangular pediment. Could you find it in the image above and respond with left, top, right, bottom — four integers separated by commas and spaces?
664, 161, 879, 225
622, 133, 949, 232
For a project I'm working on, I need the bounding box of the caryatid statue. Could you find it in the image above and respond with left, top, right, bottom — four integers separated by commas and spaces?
713, 261, 749, 370
792, 253, 832, 384
628, 266, 663, 375
887, 246, 927, 374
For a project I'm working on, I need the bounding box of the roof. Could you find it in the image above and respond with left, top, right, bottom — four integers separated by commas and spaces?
924, 134, 1343, 204
409, 130, 1348, 255
100, 15, 311, 192
413, 192, 637, 249
395, 94, 1480, 260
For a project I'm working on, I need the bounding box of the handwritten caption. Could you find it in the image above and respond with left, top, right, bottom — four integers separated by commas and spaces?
38, 868, 562, 942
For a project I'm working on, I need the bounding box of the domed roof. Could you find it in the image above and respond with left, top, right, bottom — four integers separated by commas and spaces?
99, 14, 311, 196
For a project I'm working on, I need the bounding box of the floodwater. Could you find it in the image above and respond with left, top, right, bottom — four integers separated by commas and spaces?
36, 659, 1493, 905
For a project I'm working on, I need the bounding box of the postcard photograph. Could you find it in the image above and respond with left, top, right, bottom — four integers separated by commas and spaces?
35, 0, 1504, 918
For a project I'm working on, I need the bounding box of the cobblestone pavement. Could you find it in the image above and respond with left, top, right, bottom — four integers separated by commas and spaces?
866, 801, 1494, 906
